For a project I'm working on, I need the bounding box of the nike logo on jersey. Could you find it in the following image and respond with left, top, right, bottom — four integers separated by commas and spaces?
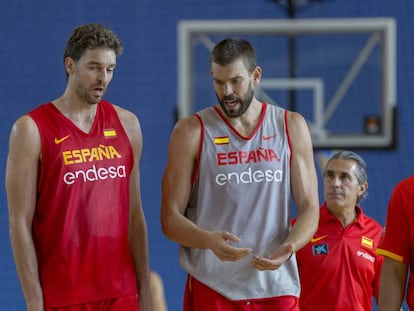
262, 134, 277, 141
310, 235, 328, 243
54, 135, 71, 144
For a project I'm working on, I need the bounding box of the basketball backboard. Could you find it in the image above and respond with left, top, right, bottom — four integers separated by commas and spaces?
177, 18, 397, 149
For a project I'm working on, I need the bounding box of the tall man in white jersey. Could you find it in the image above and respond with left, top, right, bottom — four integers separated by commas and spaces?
161, 38, 320, 311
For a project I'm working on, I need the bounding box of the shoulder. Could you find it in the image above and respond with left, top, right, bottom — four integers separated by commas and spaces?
285, 110, 312, 149
286, 110, 308, 129
8, 115, 41, 159
388, 176, 414, 206
363, 215, 383, 231
395, 175, 414, 191
167, 115, 201, 159
171, 114, 201, 140
112, 104, 141, 138
10, 114, 40, 141
357, 207, 383, 231
112, 104, 140, 125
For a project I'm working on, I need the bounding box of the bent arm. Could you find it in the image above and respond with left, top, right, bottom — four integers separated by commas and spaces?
119, 108, 151, 311
378, 257, 407, 311
160, 117, 251, 260
285, 111, 319, 252
6, 116, 44, 311
252, 111, 319, 270
161, 117, 211, 248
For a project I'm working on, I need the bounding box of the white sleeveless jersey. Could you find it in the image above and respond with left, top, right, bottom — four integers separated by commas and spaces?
179, 103, 300, 301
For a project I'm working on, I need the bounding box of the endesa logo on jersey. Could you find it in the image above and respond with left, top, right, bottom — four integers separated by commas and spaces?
215, 148, 283, 186
61, 144, 127, 185
356, 250, 375, 263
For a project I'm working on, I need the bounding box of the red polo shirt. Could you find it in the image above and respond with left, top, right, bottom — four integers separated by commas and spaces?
294, 203, 383, 311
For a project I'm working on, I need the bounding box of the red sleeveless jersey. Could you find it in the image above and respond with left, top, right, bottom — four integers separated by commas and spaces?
28, 101, 137, 307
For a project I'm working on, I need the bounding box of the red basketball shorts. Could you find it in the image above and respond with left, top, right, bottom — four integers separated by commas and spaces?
46, 294, 139, 311
183, 275, 300, 311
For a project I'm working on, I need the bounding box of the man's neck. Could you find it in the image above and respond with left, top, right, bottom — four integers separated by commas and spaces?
52, 95, 99, 133
328, 204, 357, 228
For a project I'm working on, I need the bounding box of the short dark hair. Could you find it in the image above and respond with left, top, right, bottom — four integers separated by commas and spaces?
63, 23, 123, 66
325, 150, 368, 203
210, 38, 257, 73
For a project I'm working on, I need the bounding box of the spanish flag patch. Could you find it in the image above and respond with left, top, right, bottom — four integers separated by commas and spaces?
214, 136, 229, 145
361, 236, 373, 249
103, 129, 117, 138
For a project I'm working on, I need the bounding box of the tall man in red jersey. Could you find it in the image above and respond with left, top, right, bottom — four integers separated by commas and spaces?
6, 24, 151, 311
161, 38, 319, 310
377, 176, 414, 310
294, 150, 383, 311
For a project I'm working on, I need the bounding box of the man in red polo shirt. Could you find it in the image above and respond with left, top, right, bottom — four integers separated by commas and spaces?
294, 150, 383, 311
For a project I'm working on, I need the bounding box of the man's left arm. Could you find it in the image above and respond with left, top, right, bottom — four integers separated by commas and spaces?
129, 164, 151, 310
251, 111, 319, 270
119, 107, 152, 311
286, 111, 320, 253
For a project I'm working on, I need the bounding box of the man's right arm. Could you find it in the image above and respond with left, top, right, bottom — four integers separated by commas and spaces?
160, 116, 251, 261
6, 116, 44, 311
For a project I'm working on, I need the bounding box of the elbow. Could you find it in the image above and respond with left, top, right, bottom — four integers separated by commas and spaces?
161, 221, 177, 243
160, 219, 170, 239
160, 208, 176, 241
311, 220, 318, 237
310, 206, 320, 234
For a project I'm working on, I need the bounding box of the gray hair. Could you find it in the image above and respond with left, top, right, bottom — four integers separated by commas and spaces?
324, 150, 368, 203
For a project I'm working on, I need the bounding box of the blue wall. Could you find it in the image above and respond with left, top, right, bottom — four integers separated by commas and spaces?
1, 1, 413, 310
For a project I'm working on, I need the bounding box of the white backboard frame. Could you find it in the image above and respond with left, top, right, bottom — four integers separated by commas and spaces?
177, 18, 397, 149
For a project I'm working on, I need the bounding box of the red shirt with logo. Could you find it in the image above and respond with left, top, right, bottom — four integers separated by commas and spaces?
28, 101, 137, 307
293, 203, 383, 311
377, 175, 414, 309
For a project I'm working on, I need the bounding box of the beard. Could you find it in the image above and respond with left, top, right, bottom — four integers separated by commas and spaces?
74, 75, 105, 105
217, 83, 254, 118
76, 84, 102, 105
